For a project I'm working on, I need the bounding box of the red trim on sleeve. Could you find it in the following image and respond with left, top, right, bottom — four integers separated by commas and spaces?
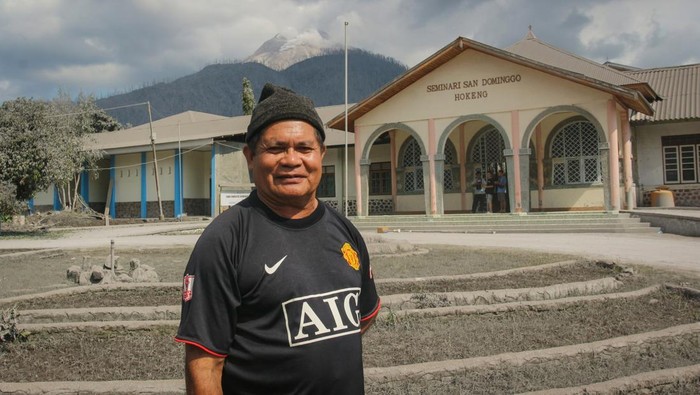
361, 299, 381, 322
174, 337, 227, 358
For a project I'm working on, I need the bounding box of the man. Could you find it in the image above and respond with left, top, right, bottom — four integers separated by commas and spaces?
471, 170, 486, 213
176, 83, 381, 394
484, 170, 495, 214
496, 169, 508, 213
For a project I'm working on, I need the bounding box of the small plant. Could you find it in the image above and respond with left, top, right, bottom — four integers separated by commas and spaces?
1, 305, 29, 343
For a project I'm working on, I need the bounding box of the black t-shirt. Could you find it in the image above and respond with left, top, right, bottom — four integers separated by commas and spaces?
176, 191, 380, 394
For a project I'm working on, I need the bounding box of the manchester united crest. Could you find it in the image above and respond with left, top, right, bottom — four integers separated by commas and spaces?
341, 243, 360, 270
182, 274, 195, 302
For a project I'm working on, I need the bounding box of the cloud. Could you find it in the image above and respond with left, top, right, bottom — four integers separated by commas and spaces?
0, 0, 698, 103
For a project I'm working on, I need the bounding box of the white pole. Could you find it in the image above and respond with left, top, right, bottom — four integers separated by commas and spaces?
344, 21, 349, 217
178, 122, 183, 220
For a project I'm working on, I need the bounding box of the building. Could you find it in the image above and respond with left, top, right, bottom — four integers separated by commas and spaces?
31, 31, 700, 217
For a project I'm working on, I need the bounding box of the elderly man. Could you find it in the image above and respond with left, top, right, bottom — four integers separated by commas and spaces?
175, 83, 381, 394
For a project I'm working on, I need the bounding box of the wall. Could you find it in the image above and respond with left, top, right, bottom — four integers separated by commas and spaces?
114, 153, 141, 203
535, 187, 604, 210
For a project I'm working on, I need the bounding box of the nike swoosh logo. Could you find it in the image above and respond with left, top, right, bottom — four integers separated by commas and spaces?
265, 255, 288, 275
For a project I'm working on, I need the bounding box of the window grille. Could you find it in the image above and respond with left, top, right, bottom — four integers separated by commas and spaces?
550, 120, 600, 185
399, 138, 424, 192
471, 127, 505, 172
370, 162, 391, 195
444, 139, 458, 192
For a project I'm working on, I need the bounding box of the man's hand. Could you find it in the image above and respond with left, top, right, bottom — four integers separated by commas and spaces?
185, 344, 225, 395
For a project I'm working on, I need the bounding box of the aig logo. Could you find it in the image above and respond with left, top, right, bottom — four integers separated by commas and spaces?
282, 288, 361, 347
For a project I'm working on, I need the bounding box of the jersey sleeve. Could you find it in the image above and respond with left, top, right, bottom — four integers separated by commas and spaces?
355, 232, 381, 321
175, 219, 241, 356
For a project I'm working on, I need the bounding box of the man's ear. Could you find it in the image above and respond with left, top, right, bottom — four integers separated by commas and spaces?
243, 145, 254, 170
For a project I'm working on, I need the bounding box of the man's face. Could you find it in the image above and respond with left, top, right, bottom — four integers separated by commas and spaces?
244, 120, 326, 209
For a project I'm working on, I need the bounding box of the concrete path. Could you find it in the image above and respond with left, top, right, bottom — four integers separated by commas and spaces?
2, 214, 698, 275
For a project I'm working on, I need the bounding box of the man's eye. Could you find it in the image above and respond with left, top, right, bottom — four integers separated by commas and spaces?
266, 147, 286, 154
296, 147, 314, 153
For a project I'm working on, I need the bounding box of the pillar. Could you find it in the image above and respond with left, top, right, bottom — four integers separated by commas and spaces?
510, 111, 523, 213
428, 119, 439, 215
459, 125, 467, 211
620, 111, 634, 209
606, 100, 621, 212
354, 127, 364, 217
141, 152, 147, 219
518, 148, 531, 213
421, 155, 431, 215
359, 159, 370, 217
389, 130, 398, 211
536, 124, 545, 210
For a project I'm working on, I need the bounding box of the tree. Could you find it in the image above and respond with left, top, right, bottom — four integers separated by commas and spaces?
0, 94, 122, 218
242, 77, 255, 115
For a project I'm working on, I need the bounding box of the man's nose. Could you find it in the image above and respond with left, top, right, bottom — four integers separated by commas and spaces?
280, 148, 302, 166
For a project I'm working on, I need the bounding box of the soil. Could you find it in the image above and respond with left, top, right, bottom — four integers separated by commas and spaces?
1, 244, 700, 392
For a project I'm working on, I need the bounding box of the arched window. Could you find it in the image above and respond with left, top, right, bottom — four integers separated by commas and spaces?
471, 127, 505, 172
550, 120, 600, 185
398, 137, 424, 192
443, 139, 459, 192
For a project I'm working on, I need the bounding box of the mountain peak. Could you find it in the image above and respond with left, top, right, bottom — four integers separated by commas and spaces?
245, 29, 340, 71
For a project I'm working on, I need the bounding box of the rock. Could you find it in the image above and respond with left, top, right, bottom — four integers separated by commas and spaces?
66, 265, 81, 283
117, 273, 133, 283
90, 265, 104, 283
131, 267, 160, 283
129, 258, 141, 271
100, 271, 118, 285
104, 255, 119, 270
79, 271, 91, 285
81, 256, 91, 271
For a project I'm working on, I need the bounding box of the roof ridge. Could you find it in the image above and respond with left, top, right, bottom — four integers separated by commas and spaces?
627, 63, 700, 73
516, 36, 645, 84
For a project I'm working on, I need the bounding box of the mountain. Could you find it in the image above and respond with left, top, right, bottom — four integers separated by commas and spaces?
97, 49, 407, 127
245, 30, 340, 71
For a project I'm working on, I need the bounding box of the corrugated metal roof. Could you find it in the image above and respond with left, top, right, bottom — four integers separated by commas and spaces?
627, 64, 700, 123
88, 106, 354, 152
505, 33, 646, 88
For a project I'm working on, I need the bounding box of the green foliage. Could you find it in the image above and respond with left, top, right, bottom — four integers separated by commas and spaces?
241, 77, 255, 115
0, 305, 29, 343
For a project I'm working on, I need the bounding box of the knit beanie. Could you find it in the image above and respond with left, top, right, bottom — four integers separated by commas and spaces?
246, 83, 325, 143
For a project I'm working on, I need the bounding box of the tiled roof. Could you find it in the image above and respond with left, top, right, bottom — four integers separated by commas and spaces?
627, 64, 700, 123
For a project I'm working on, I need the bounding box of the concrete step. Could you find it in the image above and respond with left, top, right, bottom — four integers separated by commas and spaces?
349, 213, 660, 234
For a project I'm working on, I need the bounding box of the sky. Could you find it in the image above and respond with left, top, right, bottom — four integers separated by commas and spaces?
1, 0, 698, 103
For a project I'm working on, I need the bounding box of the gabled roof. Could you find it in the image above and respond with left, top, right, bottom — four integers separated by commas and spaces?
506, 31, 658, 101
627, 63, 700, 123
87, 107, 354, 152
328, 35, 656, 132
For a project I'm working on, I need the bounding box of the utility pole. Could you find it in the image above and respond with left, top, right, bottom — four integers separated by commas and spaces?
148, 102, 165, 220
344, 21, 349, 217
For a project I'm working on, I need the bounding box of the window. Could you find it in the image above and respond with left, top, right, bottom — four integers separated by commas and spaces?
471, 127, 505, 173
550, 120, 600, 185
317, 166, 335, 197
443, 139, 459, 192
398, 137, 424, 192
662, 134, 700, 184
370, 162, 391, 195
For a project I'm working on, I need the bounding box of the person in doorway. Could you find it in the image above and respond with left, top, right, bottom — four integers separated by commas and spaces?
485, 170, 496, 213
496, 169, 508, 213
471, 170, 487, 213
176, 83, 381, 394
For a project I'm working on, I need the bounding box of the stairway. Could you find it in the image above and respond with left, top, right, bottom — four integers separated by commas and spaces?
349, 211, 660, 234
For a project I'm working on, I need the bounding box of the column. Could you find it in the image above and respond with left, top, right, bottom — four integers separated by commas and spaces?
620, 111, 634, 209
359, 159, 370, 217
174, 148, 182, 217
599, 142, 611, 211
354, 127, 364, 216
389, 130, 398, 212
510, 111, 523, 213
434, 154, 445, 215
420, 155, 432, 215
459, 125, 467, 211
80, 171, 90, 206
428, 119, 439, 215
607, 100, 621, 212
519, 148, 531, 213
210, 145, 217, 217
109, 156, 116, 218
536, 124, 545, 210
140, 152, 147, 218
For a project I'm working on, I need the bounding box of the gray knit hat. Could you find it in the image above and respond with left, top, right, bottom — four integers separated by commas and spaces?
246, 83, 325, 143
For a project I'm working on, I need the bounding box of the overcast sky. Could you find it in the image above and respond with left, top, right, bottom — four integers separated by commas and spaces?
1, 0, 698, 103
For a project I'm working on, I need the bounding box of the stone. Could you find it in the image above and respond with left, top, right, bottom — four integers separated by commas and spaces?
79, 271, 91, 285
100, 271, 118, 285
129, 258, 141, 271
66, 265, 81, 283
117, 273, 133, 283
104, 255, 119, 270
81, 256, 91, 271
131, 267, 160, 283
90, 265, 104, 283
